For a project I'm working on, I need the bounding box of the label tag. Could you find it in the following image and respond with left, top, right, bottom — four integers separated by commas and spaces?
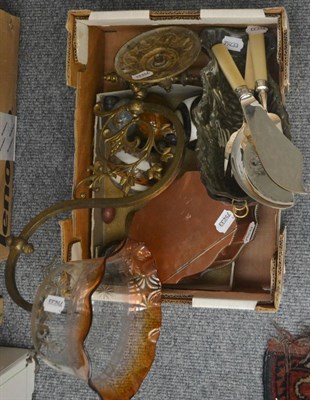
131, 70, 154, 80
215, 210, 235, 233
246, 26, 268, 35
0, 113, 17, 161
43, 295, 65, 314
243, 221, 256, 243
222, 36, 244, 52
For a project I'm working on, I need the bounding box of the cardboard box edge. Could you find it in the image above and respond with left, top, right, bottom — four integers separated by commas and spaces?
0, 10, 20, 260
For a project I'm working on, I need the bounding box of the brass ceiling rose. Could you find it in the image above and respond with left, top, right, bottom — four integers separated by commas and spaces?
114, 26, 201, 83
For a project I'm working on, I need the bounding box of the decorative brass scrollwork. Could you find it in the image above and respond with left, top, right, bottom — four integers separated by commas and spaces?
74, 101, 185, 199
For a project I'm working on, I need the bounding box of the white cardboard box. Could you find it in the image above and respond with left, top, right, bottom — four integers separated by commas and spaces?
0, 347, 35, 400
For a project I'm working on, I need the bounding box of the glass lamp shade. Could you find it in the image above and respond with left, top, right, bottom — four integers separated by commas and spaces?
31, 239, 162, 399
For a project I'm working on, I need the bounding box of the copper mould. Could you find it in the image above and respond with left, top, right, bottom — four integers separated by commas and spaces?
129, 171, 257, 284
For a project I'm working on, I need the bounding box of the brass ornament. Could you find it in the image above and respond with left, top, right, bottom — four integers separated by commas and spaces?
114, 26, 201, 84
232, 199, 249, 219
74, 101, 185, 199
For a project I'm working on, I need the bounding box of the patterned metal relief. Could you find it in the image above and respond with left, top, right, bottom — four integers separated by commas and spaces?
74, 100, 184, 200
115, 26, 201, 83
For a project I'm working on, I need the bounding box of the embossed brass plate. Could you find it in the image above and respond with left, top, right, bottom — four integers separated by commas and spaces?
114, 26, 201, 84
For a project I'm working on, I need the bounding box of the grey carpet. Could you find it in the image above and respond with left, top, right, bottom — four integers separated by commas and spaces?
0, 1, 309, 399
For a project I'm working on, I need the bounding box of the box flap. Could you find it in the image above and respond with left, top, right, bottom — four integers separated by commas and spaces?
66, 10, 90, 88
88, 10, 150, 25
87, 9, 278, 25
73, 9, 278, 66
192, 297, 257, 310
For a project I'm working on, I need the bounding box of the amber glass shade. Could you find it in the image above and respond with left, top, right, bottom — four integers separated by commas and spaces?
31, 239, 162, 399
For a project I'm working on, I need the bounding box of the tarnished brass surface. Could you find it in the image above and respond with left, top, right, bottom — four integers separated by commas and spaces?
7, 101, 185, 311
114, 26, 201, 84
74, 101, 185, 199
232, 199, 249, 219
192, 58, 247, 202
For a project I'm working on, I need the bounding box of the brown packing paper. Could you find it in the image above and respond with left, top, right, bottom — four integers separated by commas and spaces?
66, 12, 106, 259
0, 10, 20, 261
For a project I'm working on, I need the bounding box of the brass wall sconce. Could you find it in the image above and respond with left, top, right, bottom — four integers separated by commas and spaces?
5, 27, 195, 400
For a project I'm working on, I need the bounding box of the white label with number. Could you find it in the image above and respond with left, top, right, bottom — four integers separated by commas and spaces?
243, 222, 256, 243
131, 70, 154, 80
43, 295, 65, 314
0, 112, 16, 161
246, 26, 268, 35
215, 210, 235, 233
222, 36, 244, 52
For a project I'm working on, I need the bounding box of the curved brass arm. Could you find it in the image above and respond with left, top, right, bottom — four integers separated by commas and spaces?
5, 170, 181, 311
5, 198, 138, 312
6, 99, 185, 312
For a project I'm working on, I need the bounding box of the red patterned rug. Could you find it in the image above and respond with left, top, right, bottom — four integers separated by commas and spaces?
264, 327, 310, 400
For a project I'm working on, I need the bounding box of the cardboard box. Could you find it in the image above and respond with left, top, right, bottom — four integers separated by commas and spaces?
0, 347, 35, 399
63, 8, 289, 312
0, 11, 20, 261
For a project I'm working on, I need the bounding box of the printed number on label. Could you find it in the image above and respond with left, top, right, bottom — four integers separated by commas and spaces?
222, 36, 244, 52
43, 295, 65, 314
246, 26, 268, 35
131, 70, 154, 80
215, 210, 235, 233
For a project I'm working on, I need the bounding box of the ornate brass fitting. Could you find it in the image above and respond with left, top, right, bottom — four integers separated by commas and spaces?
74, 101, 185, 199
